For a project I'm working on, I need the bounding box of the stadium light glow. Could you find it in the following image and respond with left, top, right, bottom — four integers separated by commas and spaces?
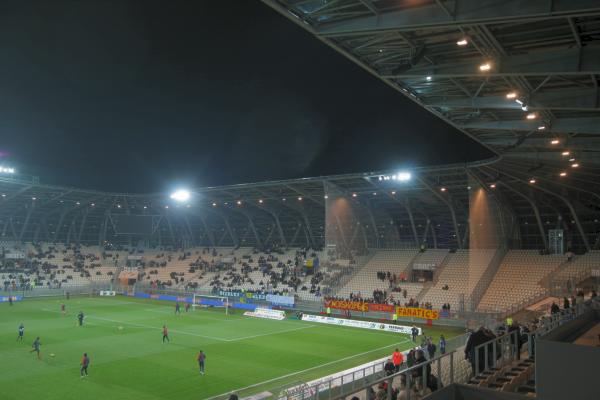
391, 191, 396, 195
537, 125, 546, 130
0, 166, 15, 174
490, 184, 496, 188
426, 76, 432, 81
569, 158, 576, 162
324, 195, 328, 199
397, 172, 411, 181
258, 199, 263, 204
506, 92, 517, 99
551, 139, 559, 145
559, 172, 567, 177
456, 39, 468, 46
352, 193, 357, 197
562, 151, 570, 156
479, 62, 491, 71
212, 202, 217, 207
297, 197, 302, 201
440, 187, 447, 192
529, 179, 536, 184
170, 189, 191, 202
571, 163, 580, 168
236, 200, 242, 205
526, 113, 537, 120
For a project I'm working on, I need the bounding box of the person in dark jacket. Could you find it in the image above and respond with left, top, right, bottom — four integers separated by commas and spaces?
465, 327, 496, 374
384, 358, 395, 376
550, 302, 560, 314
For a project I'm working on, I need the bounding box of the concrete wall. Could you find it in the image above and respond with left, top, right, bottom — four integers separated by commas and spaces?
536, 310, 600, 400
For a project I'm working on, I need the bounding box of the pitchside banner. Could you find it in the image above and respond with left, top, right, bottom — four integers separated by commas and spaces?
396, 307, 439, 320
324, 299, 369, 312
302, 314, 418, 335
0, 295, 22, 302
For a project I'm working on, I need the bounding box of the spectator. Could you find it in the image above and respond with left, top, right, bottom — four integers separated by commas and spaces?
439, 335, 446, 354
550, 302, 560, 314
426, 338, 436, 359
384, 358, 395, 376
392, 348, 404, 372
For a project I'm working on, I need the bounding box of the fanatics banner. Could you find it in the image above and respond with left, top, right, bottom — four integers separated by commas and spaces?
325, 299, 369, 312
368, 303, 395, 313
396, 307, 439, 320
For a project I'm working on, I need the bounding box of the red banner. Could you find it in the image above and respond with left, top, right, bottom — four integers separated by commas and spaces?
325, 300, 369, 312
368, 303, 395, 313
396, 307, 439, 320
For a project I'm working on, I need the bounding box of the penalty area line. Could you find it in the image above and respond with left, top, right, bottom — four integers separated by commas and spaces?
202, 339, 411, 400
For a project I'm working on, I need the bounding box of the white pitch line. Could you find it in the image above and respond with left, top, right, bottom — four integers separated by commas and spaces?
227, 325, 316, 341
202, 339, 411, 400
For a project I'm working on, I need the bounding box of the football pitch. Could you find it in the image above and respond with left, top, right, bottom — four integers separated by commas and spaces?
0, 296, 463, 400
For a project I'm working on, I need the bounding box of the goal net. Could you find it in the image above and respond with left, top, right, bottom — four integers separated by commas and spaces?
191, 294, 230, 315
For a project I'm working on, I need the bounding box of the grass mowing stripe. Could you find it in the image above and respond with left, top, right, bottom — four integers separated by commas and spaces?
203, 339, 411, 400
43, 308, 318, 342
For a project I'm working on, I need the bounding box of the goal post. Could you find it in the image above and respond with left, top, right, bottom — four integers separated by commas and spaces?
191, 294, 230, 315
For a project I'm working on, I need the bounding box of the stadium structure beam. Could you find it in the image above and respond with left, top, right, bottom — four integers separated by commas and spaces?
314, 0, 600, 36
52, 208, 69, 243
18, 205, 34, 242
426, 88, 600, 111
404, 198, 420, 247
385, 46, 600, 78
418, 177, 463, 249
183, 215, 195, 247
498, 181, 548, 249
243, 212, 262, 249
460, 117, 600, 135
217, 212, 238, 248
364, 200, 380, 248
358, 0, 377, 15
192, 212, 216, 248
490, 168, 591, 251
255, 205, 288, 248
77, 208, 89, 244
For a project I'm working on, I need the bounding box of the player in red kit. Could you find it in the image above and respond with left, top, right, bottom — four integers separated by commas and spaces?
162, 325, 170, 343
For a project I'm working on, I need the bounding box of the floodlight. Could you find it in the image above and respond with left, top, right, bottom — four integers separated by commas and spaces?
397, 172, 411, 181
170, 189, 191, 202
0, 166, 15, 174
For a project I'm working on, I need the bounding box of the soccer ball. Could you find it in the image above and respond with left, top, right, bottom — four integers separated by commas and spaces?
50, 353, 55, 357
118, 326, 124, 331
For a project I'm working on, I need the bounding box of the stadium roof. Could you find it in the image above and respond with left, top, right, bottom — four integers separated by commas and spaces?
1, 0, 599, 252
262, 0, 600, 164
1, 155, 598, 251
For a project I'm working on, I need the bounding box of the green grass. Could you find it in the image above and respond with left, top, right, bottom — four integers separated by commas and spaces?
0, 296, 462, 400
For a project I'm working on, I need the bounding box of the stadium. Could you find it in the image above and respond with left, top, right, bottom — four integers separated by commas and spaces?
1, 1, 600, 400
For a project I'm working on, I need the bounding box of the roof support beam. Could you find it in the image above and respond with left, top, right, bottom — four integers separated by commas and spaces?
385, 46, 600, 78
315, 0, 600, 36
460, 117, 600, 135
497, 182, 549, 250
427, 88, 600, 111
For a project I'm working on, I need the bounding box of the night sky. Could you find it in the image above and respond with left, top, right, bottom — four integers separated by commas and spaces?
0, 1, 491, 193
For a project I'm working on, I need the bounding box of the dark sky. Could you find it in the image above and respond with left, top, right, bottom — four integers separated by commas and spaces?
0, 0, 491, 193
